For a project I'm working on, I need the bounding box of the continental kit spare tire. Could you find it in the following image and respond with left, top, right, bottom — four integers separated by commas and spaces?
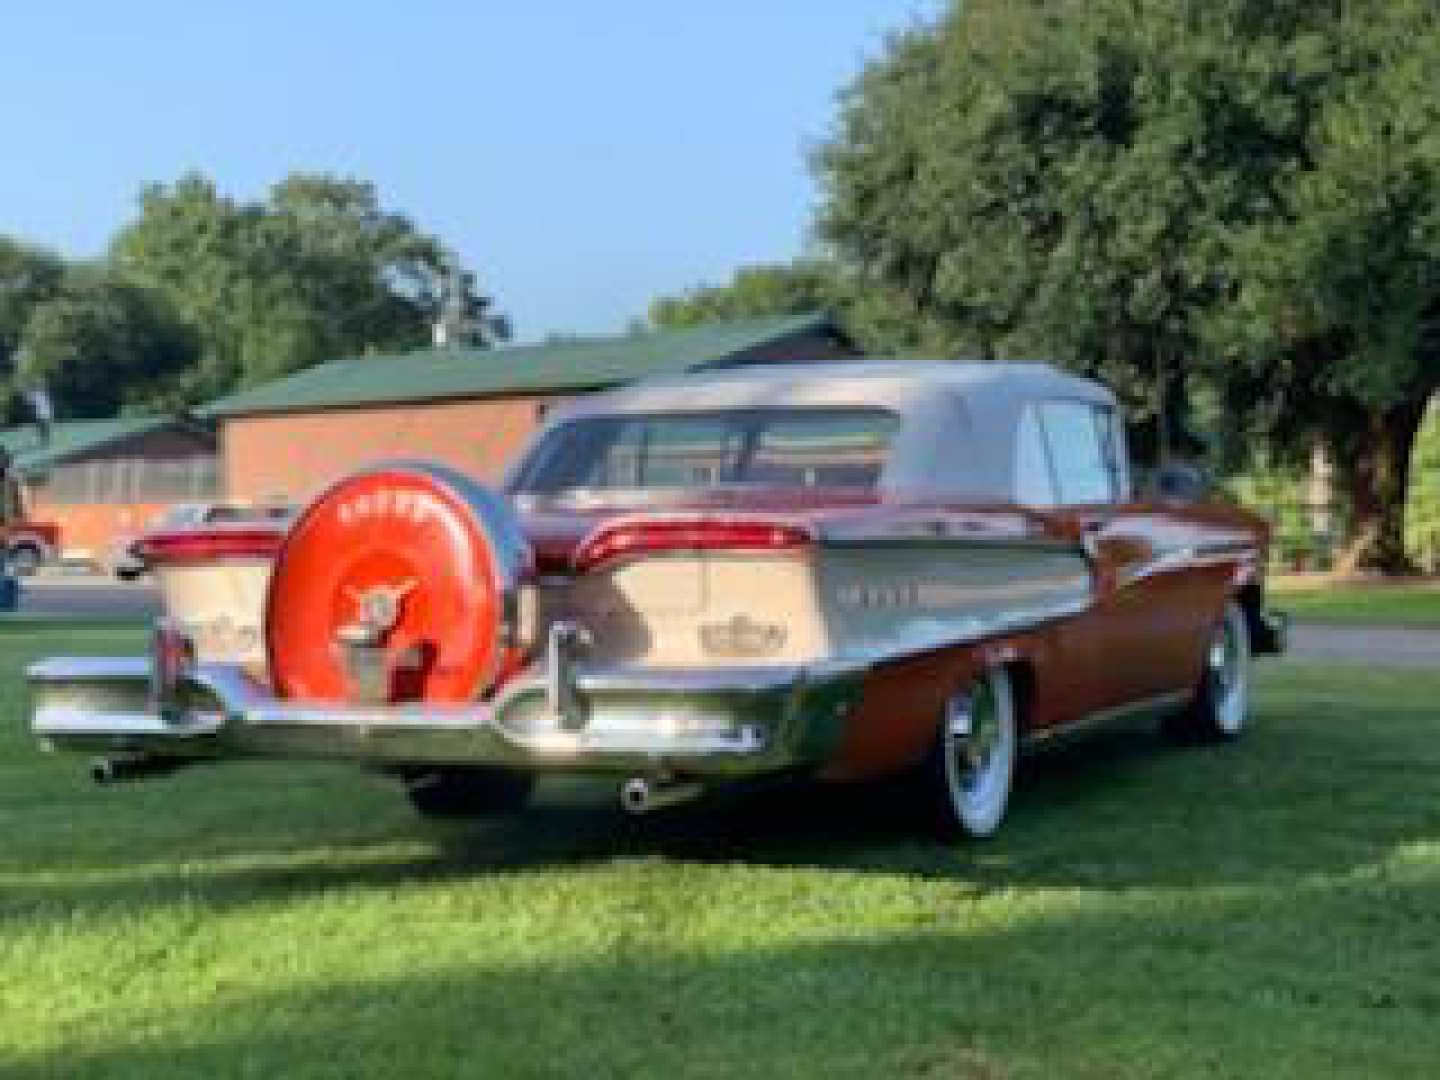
265, 462, 531, 704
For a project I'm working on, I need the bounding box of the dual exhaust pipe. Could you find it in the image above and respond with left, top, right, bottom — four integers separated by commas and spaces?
619, 775, 704, 816
90, 756, 701, 816
90, 754, 192, 786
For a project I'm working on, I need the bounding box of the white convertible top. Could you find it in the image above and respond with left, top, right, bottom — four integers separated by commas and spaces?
556, 360, 1113, 418
525, 360, 1123, 502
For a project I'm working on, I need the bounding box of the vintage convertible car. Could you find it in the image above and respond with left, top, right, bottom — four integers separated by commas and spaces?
28, 362, 1286, 837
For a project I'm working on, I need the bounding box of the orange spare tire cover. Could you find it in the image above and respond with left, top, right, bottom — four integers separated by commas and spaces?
265, 462, 531, 704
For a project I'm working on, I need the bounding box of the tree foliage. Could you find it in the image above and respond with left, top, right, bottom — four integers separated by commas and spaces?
815, 0, 1440, 571
0, 172, 504, 421
18, 264, 196, 417
0, 238, 64, 408
649, 261, 839, 329
109, 172, 506, 403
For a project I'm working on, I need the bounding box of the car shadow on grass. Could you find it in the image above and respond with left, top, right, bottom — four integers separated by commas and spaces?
6, 693, 1435, 921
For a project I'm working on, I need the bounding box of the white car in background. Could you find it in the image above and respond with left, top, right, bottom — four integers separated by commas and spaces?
111, 503, 294, 580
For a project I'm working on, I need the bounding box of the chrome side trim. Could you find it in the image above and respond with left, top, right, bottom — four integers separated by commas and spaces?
847, 596, 1094, 669
1117, 544, 1258, 589
820, 529, 1078, 555
1023, 689, 1191, 748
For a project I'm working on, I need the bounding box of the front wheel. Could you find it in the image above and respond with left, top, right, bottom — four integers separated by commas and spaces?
922, 666, 1017, 839
401, 766, 535, 819
1166, 600, 1251, 743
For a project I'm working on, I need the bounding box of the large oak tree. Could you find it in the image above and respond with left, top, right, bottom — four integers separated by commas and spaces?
816, 0, 1440, 571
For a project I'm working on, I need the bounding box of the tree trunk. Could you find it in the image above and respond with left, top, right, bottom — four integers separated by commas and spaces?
1334, 398, 1430, 576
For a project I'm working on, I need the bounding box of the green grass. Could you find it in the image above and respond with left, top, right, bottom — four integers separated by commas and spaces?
3, 622, 1440, 1077
1271, 577, 1440, 626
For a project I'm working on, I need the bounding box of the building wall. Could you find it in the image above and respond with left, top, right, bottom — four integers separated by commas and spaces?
25, 427, 218, 561
223, 394, 553, 503
221, 333, 863, 504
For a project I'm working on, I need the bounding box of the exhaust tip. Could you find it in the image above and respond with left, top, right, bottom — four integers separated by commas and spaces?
88, 754, 191, 786
619, 775, 704, 816
619, 777, 651, 815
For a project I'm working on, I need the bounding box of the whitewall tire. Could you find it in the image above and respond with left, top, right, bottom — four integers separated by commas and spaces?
1168, 600, 1251, 742
928, 666, 1017, 839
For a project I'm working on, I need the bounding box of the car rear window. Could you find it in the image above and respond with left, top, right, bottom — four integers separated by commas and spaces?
513, 409, 899, 496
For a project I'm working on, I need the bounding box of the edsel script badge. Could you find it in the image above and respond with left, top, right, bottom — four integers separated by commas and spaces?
336, 487, 443, 528
699, 614, 788, 658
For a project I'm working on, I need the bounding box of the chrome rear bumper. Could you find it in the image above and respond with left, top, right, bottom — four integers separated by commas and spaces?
28, 655, 864, 778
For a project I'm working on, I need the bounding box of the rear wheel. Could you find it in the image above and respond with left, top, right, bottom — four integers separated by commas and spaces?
1166, 600, 1251, 743
922, 666, 1017, 839
401, 766, 535, 819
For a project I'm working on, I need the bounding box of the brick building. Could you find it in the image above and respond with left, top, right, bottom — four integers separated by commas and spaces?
203, 313, 856, 503
0, 417, 218, 562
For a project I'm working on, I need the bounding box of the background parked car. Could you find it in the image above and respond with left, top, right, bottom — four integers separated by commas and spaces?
111, 502, 295, 580
2, 521, 61, 576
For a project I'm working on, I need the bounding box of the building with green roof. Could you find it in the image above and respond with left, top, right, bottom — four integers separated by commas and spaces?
0, 416, 217, 563
210, 312, 856, 503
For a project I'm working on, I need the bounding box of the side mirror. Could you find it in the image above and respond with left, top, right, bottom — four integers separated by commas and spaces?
1147, 462, 1211, 503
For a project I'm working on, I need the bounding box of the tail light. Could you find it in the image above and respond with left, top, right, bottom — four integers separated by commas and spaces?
573, 516, 815, 573
138, 527, 287, 566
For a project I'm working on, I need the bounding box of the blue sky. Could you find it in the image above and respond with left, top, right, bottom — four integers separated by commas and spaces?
0, 2, 940, 342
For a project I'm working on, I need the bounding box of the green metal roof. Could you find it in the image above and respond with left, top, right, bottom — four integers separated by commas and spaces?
201, 312, 843, 420
0, 417, 178, 476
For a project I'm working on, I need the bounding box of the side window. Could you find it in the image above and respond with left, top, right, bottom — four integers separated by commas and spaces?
1099, 407, 1131, 502
1037, 401, 1115, 505
1014, 405, 1057, 507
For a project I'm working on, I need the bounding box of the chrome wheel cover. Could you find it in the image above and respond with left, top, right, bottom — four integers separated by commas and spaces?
1210, 605, 1251, 736
941, 670, 1016, 837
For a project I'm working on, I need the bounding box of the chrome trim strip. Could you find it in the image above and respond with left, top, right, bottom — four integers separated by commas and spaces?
29, 657, 153, 682
1117, 545, 1257, 588
1023, 689, 1191, 747
849, 596, 1094, 668
571, 663, 830, 694
511, 727, 766, 757
819, 530, 1078, 555
243, 703, 494, 729
33, 707, 223, 737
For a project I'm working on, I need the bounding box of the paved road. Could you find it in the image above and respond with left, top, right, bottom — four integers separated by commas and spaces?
18, 576, 162, 620
1287, 622, 1439, 670
11, 577, 1440, 669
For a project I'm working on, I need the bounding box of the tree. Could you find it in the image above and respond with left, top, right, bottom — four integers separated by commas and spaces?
110, 172, 506, 404
816, 0, 1440, 571
649, 261, 839, 329
0, 237, 65, 407
17, 264, 197, 418
1215, 2, 1440, 572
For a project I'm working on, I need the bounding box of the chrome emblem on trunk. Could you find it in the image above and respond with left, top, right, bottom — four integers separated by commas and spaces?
699, 615, 787, 658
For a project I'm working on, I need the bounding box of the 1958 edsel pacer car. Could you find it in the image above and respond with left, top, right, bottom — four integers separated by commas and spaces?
28, 362, 1286, 837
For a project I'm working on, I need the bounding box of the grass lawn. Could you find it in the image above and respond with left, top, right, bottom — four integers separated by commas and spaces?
3, 622, 1440, 1078
1270, 576, 1440, 626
